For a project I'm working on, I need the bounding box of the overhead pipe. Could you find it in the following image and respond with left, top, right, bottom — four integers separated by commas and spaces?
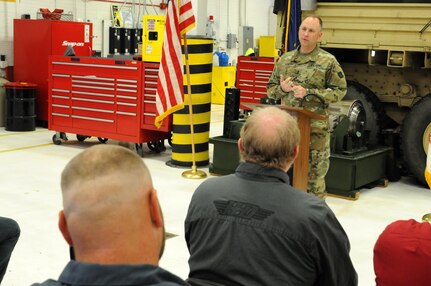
88, 0, 166, 9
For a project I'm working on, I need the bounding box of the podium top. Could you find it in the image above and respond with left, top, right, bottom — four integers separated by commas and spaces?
242, 103, 326, 120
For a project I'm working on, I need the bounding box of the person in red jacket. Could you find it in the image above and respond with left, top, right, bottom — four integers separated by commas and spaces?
374, 219, 431, 286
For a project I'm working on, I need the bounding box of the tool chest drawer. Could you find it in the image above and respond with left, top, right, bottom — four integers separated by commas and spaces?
236, 56, 275, 109
48, 56, 172, 146
48, 56, 142, 140
142, 62, 171, 132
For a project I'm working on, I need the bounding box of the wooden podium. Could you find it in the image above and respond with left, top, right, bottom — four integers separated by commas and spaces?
243, 104, 326, 192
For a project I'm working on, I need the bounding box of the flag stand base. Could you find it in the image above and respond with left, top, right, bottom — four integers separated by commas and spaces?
182, 165, 207, 179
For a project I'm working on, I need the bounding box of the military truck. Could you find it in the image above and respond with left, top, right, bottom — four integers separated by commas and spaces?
301, 0, 431, 185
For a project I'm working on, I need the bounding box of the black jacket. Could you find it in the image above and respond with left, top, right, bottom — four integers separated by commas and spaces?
185, 162, 358, 286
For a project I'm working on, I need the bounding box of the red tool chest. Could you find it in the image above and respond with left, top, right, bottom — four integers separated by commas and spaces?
142, 62, 164, 131
14, 19, 93, 123
48, 56, 171, 154
236, 56, 275, 109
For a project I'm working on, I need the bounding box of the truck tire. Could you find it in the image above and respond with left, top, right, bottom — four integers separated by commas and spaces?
401, 95, 431, 186
344, 81, 383, 147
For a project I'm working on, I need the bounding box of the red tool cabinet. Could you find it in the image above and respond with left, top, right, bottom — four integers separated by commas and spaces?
142, 62, 164, 131
236, 56, 275, 109
14, 19, 93, 122
48, 56, 171, 155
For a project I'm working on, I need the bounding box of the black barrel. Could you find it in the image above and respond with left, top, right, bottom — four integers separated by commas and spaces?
5, 82, 36, 131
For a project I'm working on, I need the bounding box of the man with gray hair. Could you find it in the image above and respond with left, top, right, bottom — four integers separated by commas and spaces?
185, 106, 357, 286
33, 144, 188, 286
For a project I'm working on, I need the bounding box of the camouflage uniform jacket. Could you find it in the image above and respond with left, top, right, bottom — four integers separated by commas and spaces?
267, 46, 346, 117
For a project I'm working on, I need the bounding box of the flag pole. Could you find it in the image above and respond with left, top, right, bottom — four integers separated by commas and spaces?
284, 0, 291, 53
181, 34, 207, 179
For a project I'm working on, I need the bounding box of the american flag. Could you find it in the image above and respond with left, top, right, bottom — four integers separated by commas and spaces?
179, 0, 196, 34
154, 0, 196, 128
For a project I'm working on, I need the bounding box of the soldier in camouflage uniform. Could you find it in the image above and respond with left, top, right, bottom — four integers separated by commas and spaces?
267, 16, 347, 199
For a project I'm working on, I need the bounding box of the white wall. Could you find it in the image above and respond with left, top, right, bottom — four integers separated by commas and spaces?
198, 0, 276, 65
0, 0, 276, 67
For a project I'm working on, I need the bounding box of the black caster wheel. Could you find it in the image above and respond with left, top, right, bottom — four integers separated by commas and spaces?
147, 140, 166, 153
98, 137, 108, 144
59, 132, 68, 141
52, 134, 62, 145
76, 134, 89, 142
135, 143, 144, 157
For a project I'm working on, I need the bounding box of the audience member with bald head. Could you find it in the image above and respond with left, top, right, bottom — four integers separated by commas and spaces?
33, 144, 188, 286
185, 106, 357, 286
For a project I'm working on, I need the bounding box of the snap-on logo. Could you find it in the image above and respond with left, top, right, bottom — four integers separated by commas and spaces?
62, 40, 84, 47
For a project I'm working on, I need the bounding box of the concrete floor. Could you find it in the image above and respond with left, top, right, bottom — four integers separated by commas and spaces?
1, 104, 431, 286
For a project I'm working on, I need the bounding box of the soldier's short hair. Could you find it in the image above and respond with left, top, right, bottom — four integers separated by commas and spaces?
303, 15, 323, 30
240, 106, 300, 170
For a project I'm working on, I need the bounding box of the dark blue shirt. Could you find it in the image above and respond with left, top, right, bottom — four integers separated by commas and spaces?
32, 260, 189, 286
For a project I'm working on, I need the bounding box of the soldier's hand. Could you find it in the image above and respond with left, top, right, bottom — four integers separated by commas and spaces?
280, 75, 294, 93
292, 85, 306, 98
